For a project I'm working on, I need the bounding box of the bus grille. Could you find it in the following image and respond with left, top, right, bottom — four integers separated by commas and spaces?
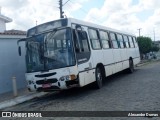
36, 78, 58, 85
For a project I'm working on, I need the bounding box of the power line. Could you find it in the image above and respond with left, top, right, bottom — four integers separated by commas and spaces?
63, 3, 72, 12
63, 0, 70, 6
60, 0, 103, 23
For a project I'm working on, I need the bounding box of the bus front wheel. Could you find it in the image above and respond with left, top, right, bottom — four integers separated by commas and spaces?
94, 67, 103, 89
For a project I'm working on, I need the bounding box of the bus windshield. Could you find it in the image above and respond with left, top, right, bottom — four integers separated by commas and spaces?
26, 28, 75, 73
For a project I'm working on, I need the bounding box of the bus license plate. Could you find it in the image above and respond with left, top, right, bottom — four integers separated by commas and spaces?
42, 84, 51, 88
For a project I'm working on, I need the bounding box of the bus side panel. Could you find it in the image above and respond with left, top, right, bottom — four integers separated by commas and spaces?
112, 49, 122, 73
127, 48, 134, 59
78, 72, 85, 87
102, 49, 114, 76
78, 58, 95, 86
84, 69, 95, 85
123, 60, 129, 69
104, 64, 114, 76
119, 48, 128, 70
134, 57, 140, 65
91, 50, 104, 69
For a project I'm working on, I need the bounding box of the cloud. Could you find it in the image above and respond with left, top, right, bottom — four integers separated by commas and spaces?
0, 0, 88, 31
0, 0, 29, 9
143, 8, 160, 39
85, 0, 160, 40
0, 0, 60, 30
85, 0, 133, 24
1, 0, 160, 40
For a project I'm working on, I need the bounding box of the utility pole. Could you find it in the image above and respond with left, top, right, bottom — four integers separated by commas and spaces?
59, 0, 64, 18
36, 20, 37, 26
0, 6, 1, 14
137, 28, 142, 37
153, 28, 155, 41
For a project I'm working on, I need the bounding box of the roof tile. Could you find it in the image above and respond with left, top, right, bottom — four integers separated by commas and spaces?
0, 30, 26, 35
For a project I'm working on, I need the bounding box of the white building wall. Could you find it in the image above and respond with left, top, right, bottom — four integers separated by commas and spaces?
0, 37, 26, 94
0, 19, 6, 32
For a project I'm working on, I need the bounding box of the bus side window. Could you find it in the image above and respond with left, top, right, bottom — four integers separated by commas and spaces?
110, 32, 118, 48
132, 37, 138, 48
77, 31, 90, 52
72, 30, 80, 52
128, 36, 134, 48
123, 35, 129, 48
88, 28, 101, 49
99, 30, 111, 49
72, 29, 90, 53
117, 34, 124, 48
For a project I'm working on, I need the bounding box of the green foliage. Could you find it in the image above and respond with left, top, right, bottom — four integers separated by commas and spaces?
151, 46, 159, 52
137, 36, 152, 54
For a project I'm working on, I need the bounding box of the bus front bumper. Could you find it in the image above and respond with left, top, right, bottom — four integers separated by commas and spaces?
27, 76, 79, 92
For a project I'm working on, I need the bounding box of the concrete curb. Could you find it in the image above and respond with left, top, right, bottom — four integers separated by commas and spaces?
0, 92, 47, 110
137, 59, 160, 67
136, 62, 150, 67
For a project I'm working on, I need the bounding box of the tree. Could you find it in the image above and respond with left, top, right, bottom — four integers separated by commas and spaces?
137, 36, 152, 54
151, 45, 159, 52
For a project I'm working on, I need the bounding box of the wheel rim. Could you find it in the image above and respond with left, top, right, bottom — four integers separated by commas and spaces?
96, 68, 102, 87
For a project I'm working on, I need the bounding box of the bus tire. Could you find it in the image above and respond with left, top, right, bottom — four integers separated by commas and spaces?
127, 59, 134, 73
94, 67, 103, 89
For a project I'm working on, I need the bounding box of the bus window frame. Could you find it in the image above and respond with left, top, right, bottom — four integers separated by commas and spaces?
128, 36, 134, 48
132, 37, 138, 48
123, 35, 130, 48
99, 30, 111, 49
109, 32, 119, 49
88, 28, 102, 50
116, 33, 125, 49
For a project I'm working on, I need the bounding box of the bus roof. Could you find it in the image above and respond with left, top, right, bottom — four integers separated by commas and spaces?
27, 18, 135, 37
68, 18, 135, 36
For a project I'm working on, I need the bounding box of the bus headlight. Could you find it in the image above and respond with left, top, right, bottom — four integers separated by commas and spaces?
28, 80, 34, 85
59, 76, 70, 81
59, 74, 76, 81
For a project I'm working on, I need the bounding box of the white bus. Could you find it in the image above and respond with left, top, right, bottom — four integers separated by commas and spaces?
18, 18, 140, 92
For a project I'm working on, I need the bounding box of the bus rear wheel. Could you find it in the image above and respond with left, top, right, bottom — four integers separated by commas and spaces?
127, 59, 134, 73
94, 67, 103, 89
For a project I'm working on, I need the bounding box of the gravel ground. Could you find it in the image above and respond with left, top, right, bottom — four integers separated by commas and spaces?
2, 61, 160, 120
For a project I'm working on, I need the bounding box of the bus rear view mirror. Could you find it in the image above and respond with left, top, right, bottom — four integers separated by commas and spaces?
18, 46, 22, 56
17, 38, 27, 56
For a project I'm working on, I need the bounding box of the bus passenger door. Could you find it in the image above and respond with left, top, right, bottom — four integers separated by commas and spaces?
72, 24, 93, 87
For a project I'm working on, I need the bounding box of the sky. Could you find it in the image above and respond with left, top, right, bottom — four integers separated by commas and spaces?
0, 0, 160, 40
